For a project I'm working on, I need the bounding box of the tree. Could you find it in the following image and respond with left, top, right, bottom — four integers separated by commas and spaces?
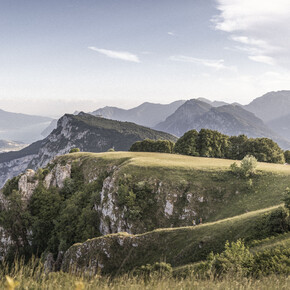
244, 138, 285, 164
284, 187, 290, 210
173, 130, 199, 156
227, 135, 248, 160
284, 150, 290, 163
130, 139, 174, 153
197, 129, 229, 158
69, 148, 80, 153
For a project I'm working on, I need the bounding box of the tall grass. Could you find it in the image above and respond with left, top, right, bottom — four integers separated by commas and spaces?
0, 259, 289, 290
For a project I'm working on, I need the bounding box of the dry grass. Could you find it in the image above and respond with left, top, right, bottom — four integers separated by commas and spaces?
66, 151, 290, 173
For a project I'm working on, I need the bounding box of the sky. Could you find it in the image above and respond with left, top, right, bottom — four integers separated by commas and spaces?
0, 0, 290, 117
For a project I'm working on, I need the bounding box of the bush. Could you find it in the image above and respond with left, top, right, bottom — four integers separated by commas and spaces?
69, 148, 80, 153
133, 262, 172, 278
107, 148, 115, 152
240, 155, 257, 177
283, 187, 290, 211
205, 240, 253, 277
230, 155, 257, 177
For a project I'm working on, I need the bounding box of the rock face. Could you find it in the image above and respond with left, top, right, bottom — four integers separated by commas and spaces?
44, 164, 71, 189
18, 169, 38, 200
0, 113, 176, 189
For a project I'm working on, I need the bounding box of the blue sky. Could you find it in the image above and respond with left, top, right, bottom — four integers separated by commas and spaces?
0, 0, 290, 116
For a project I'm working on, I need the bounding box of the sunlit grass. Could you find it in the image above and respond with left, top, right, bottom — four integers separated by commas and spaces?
0, 259, 289, 290
64, 151, 290, 173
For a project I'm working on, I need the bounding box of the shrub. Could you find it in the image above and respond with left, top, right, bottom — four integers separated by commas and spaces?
107, 148, 115, 152
133, 262, 172, 278
283, 187, 290, 211
205, 240, 253, 277
69, 148, 80, 153
230, 155, 257, 177
240, 155, 257, 177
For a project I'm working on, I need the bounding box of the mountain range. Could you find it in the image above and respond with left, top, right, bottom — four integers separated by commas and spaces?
0, 113, 176, 188
0, 109, 52, 143
91, 100, 185, 127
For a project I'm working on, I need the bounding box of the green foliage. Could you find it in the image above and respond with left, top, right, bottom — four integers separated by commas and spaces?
227, 135, 248, 160
284, 150, 290, 163
29, 185, 62, 254
198, 239, 290, 278
2, 176, 20, 196
175, 130, 284, 164
130, 139, 174, 153
107, 148, 115, 152
0, 190, 32, 259
284, 187, 290, 210
197, 129, 229, 158
133, 262, 172, 279
230, 155, 257, 177
240, 155, 257, 177
174, 130, 199, 156
69, 148, 80, 153
116, 177, 157, 226
205, 240, 253, 277
244, 138, 285, 164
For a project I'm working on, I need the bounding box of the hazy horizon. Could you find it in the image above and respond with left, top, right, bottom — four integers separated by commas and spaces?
1, 0, 290, 116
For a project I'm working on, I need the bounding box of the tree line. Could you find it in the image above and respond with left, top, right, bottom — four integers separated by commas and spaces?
130, 129, 286, 164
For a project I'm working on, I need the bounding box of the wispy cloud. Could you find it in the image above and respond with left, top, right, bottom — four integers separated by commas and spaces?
88, 47, 140, 63
170, 55, 234, 70
248, 55, 275, 65
167, 31, 175, 36
212, 0, 290, 66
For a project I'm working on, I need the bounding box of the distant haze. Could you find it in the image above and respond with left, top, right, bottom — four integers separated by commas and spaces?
0, 0, 290, 116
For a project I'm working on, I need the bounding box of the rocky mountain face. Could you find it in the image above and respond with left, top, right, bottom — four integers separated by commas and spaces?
245, 90, 290, 122
0, 109, 52, 143
154, 99, 290, 149
0, 113, 176, 189
154, 99, 212, 136
91, 100, 186, 128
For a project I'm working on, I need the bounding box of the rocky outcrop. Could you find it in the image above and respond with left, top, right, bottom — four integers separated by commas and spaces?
18, 169, 38, 201
0, 113, 176, 189
44, 163, 71, 189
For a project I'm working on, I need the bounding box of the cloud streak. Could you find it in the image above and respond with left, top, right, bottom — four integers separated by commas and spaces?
170, 55, 234, 70
88, 47, 140, 63
213, 0, 290, 66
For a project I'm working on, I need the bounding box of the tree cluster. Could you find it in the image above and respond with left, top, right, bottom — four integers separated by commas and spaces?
129, 139, 174, 154
130, 129, 285, 164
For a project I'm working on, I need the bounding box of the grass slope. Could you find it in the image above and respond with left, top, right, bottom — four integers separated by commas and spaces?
59, 152, 290, 223
62, 205, 287, 274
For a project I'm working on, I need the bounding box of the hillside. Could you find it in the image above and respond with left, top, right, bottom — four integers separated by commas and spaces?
0, 109, 52, 143
0, 114, 176, 189
1, 152, 289, 266
245, 90, 290, 122
91, 100, 185, 127
267, 113, 290, 141
154, 99, 212, 136
154, 100, 289, 148
62, 205, 287, 274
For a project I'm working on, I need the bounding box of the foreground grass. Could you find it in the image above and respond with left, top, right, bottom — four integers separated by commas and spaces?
1, 263, 289, 290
